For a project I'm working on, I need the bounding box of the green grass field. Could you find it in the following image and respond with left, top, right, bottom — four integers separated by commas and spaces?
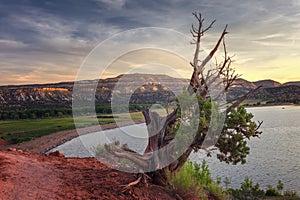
0, 112, 145, 144
0, 117, 76, 144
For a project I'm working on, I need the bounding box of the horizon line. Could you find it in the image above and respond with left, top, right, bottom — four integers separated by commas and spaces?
0, 73, 297, 87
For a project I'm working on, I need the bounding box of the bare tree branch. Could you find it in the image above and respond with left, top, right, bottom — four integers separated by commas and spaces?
226, 86, 262, 114
197, 25, 228, 74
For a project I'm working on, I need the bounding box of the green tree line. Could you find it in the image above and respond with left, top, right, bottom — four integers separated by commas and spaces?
0, 104, 150, 120
0, 108, 72, 120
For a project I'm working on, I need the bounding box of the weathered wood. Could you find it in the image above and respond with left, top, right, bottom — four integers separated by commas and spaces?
225, 86, 262, 114
104, 13, 261, 186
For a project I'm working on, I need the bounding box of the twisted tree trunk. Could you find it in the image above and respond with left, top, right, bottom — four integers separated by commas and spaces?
104, 12, 262, 186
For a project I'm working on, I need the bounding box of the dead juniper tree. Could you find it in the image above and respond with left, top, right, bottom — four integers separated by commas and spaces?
103, 12, 262, 187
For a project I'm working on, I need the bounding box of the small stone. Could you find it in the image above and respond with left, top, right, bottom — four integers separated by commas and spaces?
48, 151, 65, 157
109, 172, 118, 177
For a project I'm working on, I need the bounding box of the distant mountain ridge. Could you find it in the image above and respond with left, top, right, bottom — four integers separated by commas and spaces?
253, 79, 282, 88
283, 81, 300, 87
0, 74, 299, 110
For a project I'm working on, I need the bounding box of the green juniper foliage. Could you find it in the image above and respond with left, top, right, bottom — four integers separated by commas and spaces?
216, 106, 261, 164
172, 88, 261, 165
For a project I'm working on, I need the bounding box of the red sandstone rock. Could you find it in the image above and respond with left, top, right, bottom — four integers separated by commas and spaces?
48, 150, 65, 157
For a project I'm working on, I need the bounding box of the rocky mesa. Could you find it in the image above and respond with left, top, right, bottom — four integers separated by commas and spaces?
0, 74, 299, 110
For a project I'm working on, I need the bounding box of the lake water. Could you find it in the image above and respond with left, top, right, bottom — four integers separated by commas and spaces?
191, 105, 300, 193
51, 105, 300, 193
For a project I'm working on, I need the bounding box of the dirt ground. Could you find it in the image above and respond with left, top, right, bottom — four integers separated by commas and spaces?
0, 149, 177, 200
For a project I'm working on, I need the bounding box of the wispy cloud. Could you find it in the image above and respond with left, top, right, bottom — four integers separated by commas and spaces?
95, 0, 126, 9
0, 39, 27, 48
5, 66, 76, 85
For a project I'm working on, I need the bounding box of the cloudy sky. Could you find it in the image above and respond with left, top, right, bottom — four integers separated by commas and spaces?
1, 0, 300, 85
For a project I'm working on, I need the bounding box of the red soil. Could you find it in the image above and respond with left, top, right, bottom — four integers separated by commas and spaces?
0, 150, 176, 200
0, 139, 8, 146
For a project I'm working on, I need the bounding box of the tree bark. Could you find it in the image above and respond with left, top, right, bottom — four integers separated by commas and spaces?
104, 12, 262, 186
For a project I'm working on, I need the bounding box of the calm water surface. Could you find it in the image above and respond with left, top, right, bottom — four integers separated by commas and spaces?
191, 105, 300, 193
52, 106, 300, 193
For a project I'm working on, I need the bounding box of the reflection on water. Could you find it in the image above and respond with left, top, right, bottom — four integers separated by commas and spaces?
52, 105, 300, 193
50, 123, 148, 157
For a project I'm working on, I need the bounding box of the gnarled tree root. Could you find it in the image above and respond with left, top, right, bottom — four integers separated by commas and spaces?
121, 173, 151, 192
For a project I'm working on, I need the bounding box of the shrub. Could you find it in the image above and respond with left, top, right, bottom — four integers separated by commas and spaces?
283, 191, 300, 200
265, 185, 280, 196
230, 177, 265, 200
167, 160, 227, 200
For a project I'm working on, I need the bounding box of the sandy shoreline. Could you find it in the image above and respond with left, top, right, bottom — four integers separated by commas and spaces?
0, 119, 145, 154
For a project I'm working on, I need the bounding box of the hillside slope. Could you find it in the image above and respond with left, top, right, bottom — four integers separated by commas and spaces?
253, 79, 282, 88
